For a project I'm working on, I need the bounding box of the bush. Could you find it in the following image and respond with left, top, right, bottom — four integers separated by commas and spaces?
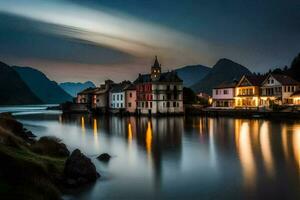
31, 136, 70, 158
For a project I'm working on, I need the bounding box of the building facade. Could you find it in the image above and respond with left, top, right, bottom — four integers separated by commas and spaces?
212, 82, 236, 108
124, 84, 137, 113
135, 57, 184, 115
234, 75, 266, 108
260, 74, 300, 107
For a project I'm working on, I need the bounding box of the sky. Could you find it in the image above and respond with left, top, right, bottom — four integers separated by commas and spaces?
0, 0, 299, 85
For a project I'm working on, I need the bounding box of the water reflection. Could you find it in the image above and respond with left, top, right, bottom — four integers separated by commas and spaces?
237, 121, 256, 189
46, 114, 300, 199
260, 122, 274, 177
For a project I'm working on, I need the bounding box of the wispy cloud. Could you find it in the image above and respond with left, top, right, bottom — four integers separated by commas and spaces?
0, 0, 210, 63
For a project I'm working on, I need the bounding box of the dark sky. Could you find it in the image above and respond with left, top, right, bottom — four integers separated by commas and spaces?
0, 0, 299, 84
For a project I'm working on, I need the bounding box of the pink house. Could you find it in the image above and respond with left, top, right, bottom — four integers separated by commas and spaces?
124, 84, 137, 113
212, 81, 237, 108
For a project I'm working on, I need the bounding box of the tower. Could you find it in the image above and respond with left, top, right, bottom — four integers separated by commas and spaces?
151, 56, 161, 81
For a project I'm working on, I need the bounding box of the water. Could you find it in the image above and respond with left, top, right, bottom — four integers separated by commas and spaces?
1, 106, 300, 199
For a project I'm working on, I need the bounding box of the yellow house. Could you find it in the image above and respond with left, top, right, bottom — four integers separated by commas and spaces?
235, 75, 265, 108
291, 91, 300, 105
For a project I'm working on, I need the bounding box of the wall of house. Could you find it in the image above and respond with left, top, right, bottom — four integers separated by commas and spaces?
282, 85, 299, 104
212, 88, 235, 100
125, 90, 136, 113
94, 93, 108, 108
110, 92, 125, 109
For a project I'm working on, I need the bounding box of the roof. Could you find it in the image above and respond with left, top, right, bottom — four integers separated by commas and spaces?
110, 81, 131, 93
134, 71, 182, 84
271, 74, 300, 85
77, 87, 97, 95
291, 90, 300, 97
240, 75, 266, 86
124, 84, 136, 90
214, 81, 237, 89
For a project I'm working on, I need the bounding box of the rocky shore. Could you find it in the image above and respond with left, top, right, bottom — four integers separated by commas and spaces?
0, 113, 100, 200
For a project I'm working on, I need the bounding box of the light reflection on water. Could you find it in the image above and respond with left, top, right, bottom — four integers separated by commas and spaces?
4, 106, 300, 200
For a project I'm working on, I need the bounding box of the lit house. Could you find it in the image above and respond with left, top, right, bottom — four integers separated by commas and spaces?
260, 74, 300, 106
134, 57, 184, 115
124, 84, 137, 113
291, 91, 300, 105
77, 87, 97, 105
91, 80, 114, 112
212, 81, 237, 108
235, 75, 266, 108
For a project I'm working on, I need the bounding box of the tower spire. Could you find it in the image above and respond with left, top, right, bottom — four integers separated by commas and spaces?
151, 56, 161, 81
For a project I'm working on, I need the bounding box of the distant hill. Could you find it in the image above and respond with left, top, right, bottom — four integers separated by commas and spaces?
175, 65, 211, 87
59, 81, 96, 97
13, 66, 72, 104
0, 62, 42, 105
191, 58, 251, 94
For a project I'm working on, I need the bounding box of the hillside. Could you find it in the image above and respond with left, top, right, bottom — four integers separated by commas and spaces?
175, 65, 211, 87
59, 81, 96, 97
0, 62, 42, 105
191, 58, 251, 94
13, 66, 73, 104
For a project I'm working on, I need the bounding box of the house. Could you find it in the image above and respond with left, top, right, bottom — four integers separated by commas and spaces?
235, 75, 266, 108
91, 80, 115, 113
124, 84, 137, 113
77, 87, 97, 105
212, 81, 237, 108
134, 56, 184, 115
291, 90, 300, 105
109, 81, 131, 112
260, 74, 300, 107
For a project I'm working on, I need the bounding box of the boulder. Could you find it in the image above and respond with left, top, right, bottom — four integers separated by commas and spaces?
64, 149, 100, 187
97, 153, 111, 162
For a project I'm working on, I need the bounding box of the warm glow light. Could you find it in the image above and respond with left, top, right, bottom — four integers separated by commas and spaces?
128, 122, 133, 144
281, 125, 289, 160
93, 118, 99, 148
81, 116, 85, 134
146, 121, 152, 154
260, 122, 274, 177
238, 122, 256, 188
293, 126, 300, 171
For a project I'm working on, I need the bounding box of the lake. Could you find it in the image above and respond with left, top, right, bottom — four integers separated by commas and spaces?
2, 105, 300, 199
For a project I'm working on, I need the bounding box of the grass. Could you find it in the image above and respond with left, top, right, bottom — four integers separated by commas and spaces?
0, 123, 67, 200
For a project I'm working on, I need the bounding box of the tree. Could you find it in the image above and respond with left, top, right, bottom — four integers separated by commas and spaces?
288, 53, 300, 81
183, 87, 197, 104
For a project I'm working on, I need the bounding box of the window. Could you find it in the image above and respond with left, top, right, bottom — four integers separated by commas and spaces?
117, 95, 119, 100
129, 92, 132, 98
150, 102, 152, 108
120, 103, 123, 107
173, 102, 176, 107
167, 102, 170, 108
216, 90, 219, 95
113, 95, 115, 101
121, 95, 123, 100
177, 102, 179, 107
146, 102, 149, 108
128, 102, 132, 107
117, 103, 119, 107
223, 90, 228, 95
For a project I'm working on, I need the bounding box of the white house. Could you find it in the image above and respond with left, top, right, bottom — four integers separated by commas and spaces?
260, 74, 300, 106
109, 81, 131, 111
212, 81, 237, 108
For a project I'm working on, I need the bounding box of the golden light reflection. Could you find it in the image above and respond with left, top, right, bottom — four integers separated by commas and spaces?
81, 116, 85, 134
238, 122, 256, 188
93, 118, 99, 148
199, 118, 203, 135
260, 122, 274, 177
128, 122, 133, 144
146, 121, 152, 154
281, 125, 289, 160
292, 126, 300, 171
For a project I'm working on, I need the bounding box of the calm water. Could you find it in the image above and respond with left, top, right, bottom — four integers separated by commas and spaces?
2, 106, 300, 199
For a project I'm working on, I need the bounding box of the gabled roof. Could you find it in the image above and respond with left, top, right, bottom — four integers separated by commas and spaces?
124, 84, 136, 90
270, 74, 300, 85
214, 81, 237, 89
110, 81, 131, 93
134, 71, 182, 84
237, 75, 266, 87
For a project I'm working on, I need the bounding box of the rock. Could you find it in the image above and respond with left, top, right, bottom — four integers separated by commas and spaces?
97, 153, 111, 162
64, 149, 100, 187
31, 136, 70, 157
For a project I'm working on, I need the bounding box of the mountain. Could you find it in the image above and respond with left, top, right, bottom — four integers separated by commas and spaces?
0, 62, 42, 105
191, 58, 252, 94
13, 66, 73, 104
175, 65, 211, 87
59, 81, 96, 97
